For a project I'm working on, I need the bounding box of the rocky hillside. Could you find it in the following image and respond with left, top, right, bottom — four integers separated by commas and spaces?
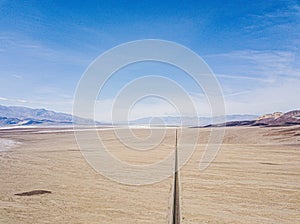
0, 105, 98, 127
0, 105, 73, 122
202, 110, 300, 128
254, 110, 300, 126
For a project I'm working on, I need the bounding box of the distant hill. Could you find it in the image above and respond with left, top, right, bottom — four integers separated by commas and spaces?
0, 105, 98, 127
0, 105, 73, 122
129, 114, 258, 126
254, 110, 300, 126
202, 110, 300, 128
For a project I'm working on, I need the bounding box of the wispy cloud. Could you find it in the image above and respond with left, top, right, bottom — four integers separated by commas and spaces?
11, 74, 22, 79
244, 2, 300, 50
206, 49, 300, 80
0, 96, 28, 103
204, 48, 300, 115
0, 1, 298, 119
215, 73, 274, 83
34, 86, 73, 99
0, 32, 91, 65
224, 78, 300, 115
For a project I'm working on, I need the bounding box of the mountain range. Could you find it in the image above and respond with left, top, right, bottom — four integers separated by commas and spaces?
0, 105, 299, 128
203, 110, 300, 127
128, 114, 258, 126
0, 105, 96, 127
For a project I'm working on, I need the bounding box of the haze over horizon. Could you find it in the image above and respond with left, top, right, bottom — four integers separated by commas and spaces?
0, 0, 299, 122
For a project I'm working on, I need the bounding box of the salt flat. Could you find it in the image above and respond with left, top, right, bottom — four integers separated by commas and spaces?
0, 126, 299, 223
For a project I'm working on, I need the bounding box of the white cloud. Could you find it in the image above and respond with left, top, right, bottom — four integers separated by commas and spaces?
207, 49, 300, 79
16, 99, 28, 103
215, 73, 274, 83
206, 49, 300, 115
0, 97, 28, 103
11, 74, 22, 79
224, 78, 300, 114
84, 47, 300, 123
0, 32, 91, 65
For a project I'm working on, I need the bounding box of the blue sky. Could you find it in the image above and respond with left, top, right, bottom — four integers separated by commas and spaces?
0, 0, 299, 121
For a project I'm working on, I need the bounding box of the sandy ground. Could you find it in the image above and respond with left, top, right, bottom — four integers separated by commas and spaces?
0, 126, 299, 223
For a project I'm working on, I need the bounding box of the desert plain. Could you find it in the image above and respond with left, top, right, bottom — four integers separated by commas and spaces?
0, 126, 299, 223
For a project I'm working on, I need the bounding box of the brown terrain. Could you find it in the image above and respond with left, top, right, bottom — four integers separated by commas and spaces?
0, 125, 299, 223
205, 110, 300, 128
255, 110, 300, 126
